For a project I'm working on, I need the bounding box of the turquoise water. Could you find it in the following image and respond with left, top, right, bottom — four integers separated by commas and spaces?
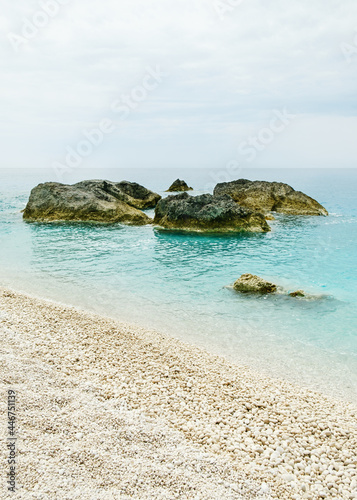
0, 168, 356, 401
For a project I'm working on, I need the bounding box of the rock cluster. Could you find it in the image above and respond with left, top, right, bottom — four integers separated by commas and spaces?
166, 179, 193, 192
214, 179, 328, 216
233, 274, 277, 293
23, 180, 160, 224
154, 193, 271, 233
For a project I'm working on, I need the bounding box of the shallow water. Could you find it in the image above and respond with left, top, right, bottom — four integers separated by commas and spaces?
0, 167, 356, 402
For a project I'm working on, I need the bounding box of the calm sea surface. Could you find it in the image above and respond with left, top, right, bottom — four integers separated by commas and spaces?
0, 167, 356, 402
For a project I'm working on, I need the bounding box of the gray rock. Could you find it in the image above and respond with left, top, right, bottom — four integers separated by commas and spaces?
233, 274, 277, 293
23, 181, 152, 225
74, 180, 161, 209
214, 179, 328, 216
153, 193, 270, 233
166, 179, 193, 192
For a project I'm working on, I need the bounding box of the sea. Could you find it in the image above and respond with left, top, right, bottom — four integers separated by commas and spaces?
0, 167, 356, 403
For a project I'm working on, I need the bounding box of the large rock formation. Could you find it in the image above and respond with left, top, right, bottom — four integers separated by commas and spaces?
153, 193, 270, 233
214, 179, 328, 216
74, 180, 161, 209
233, 274, 277, 293
166, 179, 193, 192
23, 181, 152, 224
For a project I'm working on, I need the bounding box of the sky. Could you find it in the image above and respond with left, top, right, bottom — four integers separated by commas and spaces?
1, 0, 357, 171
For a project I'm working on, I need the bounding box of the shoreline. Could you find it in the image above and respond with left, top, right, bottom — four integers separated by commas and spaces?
0, 286, 356, 499
2, 277, 356, 407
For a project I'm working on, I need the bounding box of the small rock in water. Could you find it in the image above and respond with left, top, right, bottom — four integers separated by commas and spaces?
233, 274, 277, 294
166, 179, 193, 192
289, 290, 305, 297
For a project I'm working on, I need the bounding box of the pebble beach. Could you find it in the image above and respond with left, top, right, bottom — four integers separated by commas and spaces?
0, 287, 356, 499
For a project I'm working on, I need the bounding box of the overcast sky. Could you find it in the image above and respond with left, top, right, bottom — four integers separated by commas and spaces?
1, 0, 357, 170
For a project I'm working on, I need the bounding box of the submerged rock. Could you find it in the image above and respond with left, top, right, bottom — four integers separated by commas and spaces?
233, 274, 277, 293
289, 290, 305, 297
166, 179, 193, 192
214, 179, 328, 216
23, 181, 152, 225
154, 193, 270, 233
74, 180, 161, 209
232, 275, 321, 299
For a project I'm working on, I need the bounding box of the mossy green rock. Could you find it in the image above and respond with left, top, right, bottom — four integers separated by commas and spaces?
214, 179, 328, 216
233, 274, 277, 293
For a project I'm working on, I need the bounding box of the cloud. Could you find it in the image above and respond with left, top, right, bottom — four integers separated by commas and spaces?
1, 0, 357, 169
